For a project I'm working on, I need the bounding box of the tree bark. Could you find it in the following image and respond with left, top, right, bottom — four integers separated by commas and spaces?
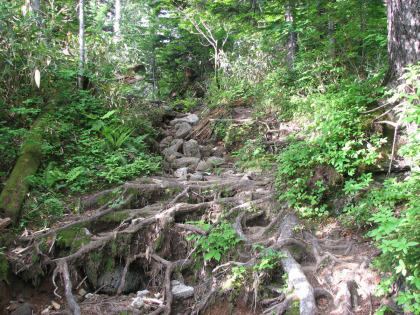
78, 0, 86, 90
113, 0, 121, 43
0, 104, 54, 223
384, 0, 420, 85
285, 0, 298, 69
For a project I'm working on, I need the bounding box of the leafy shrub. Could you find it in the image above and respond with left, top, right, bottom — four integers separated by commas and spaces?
274, 75, 385, 217
187, 221, 241, 262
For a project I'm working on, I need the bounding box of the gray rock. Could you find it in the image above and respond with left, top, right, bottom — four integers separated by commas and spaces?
162, 148, 183, 161
98, 265, 141, 294
211, 147, 225, 157
174, 167, 191, 180
199, 145, 211, 158
169, 139, 184, 152
162, 161, 171, 170
196, 160, 212, 172
189, 172, 204, 181
170, 114, 199, 126
175, 122, 192, 139
183, 139, 201, 158
171, 282, 194, 299
131, 296, 144, 309
137, 290, 150, 297
207, 156, 226, 166
159, 136, 173, 148
10, 303, 33, 315
173, 157, 200, 170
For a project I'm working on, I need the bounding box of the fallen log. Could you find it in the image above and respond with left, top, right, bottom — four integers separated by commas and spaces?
0, 103, 55, 223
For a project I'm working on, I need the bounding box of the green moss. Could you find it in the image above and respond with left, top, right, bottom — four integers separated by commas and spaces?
100, 211, 130, 223
56, 223, 86, 248
110, 242, 118, 257
73, 237, 92, 250
0, 257, 8, 281
228, 303, 234, 314
31, 254, 38, 264
285, 299, 300, 315
85, 260, 98, 287
154, 234, 164, 250
165, 188, 181, 196
97, 190, 121, 206
105, 258, 114, 272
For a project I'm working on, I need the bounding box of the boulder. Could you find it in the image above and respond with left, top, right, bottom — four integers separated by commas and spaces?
131, 296, 144, 309
170, 114, 199, 126
196, 160, 212, 172
172, 157, 200, 170
162, 148, 183, 162
159, 136, 173, 148
183, 139, 201, 158
169, 139, 184, 152
207, 156, 226, 165
171, 280, 194, 299
174, 167, 192, 180
10, 303, 34, 315
97, 265, 141, 294
200, 145, 212, 158
211, 147, 225, 158
175, 122, 192, 139
189, 172, 205, 181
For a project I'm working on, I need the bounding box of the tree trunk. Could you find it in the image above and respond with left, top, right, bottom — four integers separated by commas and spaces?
113, 0, 121, 44
78, 0, 86, 90
328, 17, 336, 60
384, 0, 420, 85
0, 104, 54, 223
285, 0, 298, 69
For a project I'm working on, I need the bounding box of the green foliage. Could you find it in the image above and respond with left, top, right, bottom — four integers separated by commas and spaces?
252, 249, 285, 272
274, 74, 385, 216
232, 140, 275, 172
187, 221, 241, 262
367, 65, 420, 313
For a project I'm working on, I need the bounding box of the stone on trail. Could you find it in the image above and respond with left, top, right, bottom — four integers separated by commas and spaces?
172, 157, 200, 170
97, 265, 141, 294
175, 122, 192, 139
137, 290, 150, 297
207, 156, 226, 165
169, 138, 184, 151
183, 139, 201, 158
159, 136, 173, 148
162, 148, 183, 162
190, 172, 205, 181
131, 296, 144, 309
171, 280, 194, 299
170, 114, 199, 126
174, 167, 191, 180
195, 160, 212, 172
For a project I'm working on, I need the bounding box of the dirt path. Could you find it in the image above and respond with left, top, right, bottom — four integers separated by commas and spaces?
2, 103, 385, 315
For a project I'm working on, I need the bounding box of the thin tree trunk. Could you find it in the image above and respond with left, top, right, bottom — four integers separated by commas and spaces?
328, 18, 336, 60
285, 0, 298, 69
113, 0, 121, 43
77, 0, 86, 90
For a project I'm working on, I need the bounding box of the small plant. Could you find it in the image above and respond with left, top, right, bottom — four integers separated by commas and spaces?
253, 249, 285, 272
187, 221, 241, 262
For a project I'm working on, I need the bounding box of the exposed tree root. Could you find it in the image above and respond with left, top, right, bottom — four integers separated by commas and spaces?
5, 165, 382, 315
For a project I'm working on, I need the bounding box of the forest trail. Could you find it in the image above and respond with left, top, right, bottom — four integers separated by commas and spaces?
3, 102, 386, 315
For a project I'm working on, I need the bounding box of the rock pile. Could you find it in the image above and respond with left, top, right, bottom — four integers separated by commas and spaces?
159, 113, 229, 180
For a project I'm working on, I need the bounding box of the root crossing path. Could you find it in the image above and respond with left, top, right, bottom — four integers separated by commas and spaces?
4, 105, 382, 315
